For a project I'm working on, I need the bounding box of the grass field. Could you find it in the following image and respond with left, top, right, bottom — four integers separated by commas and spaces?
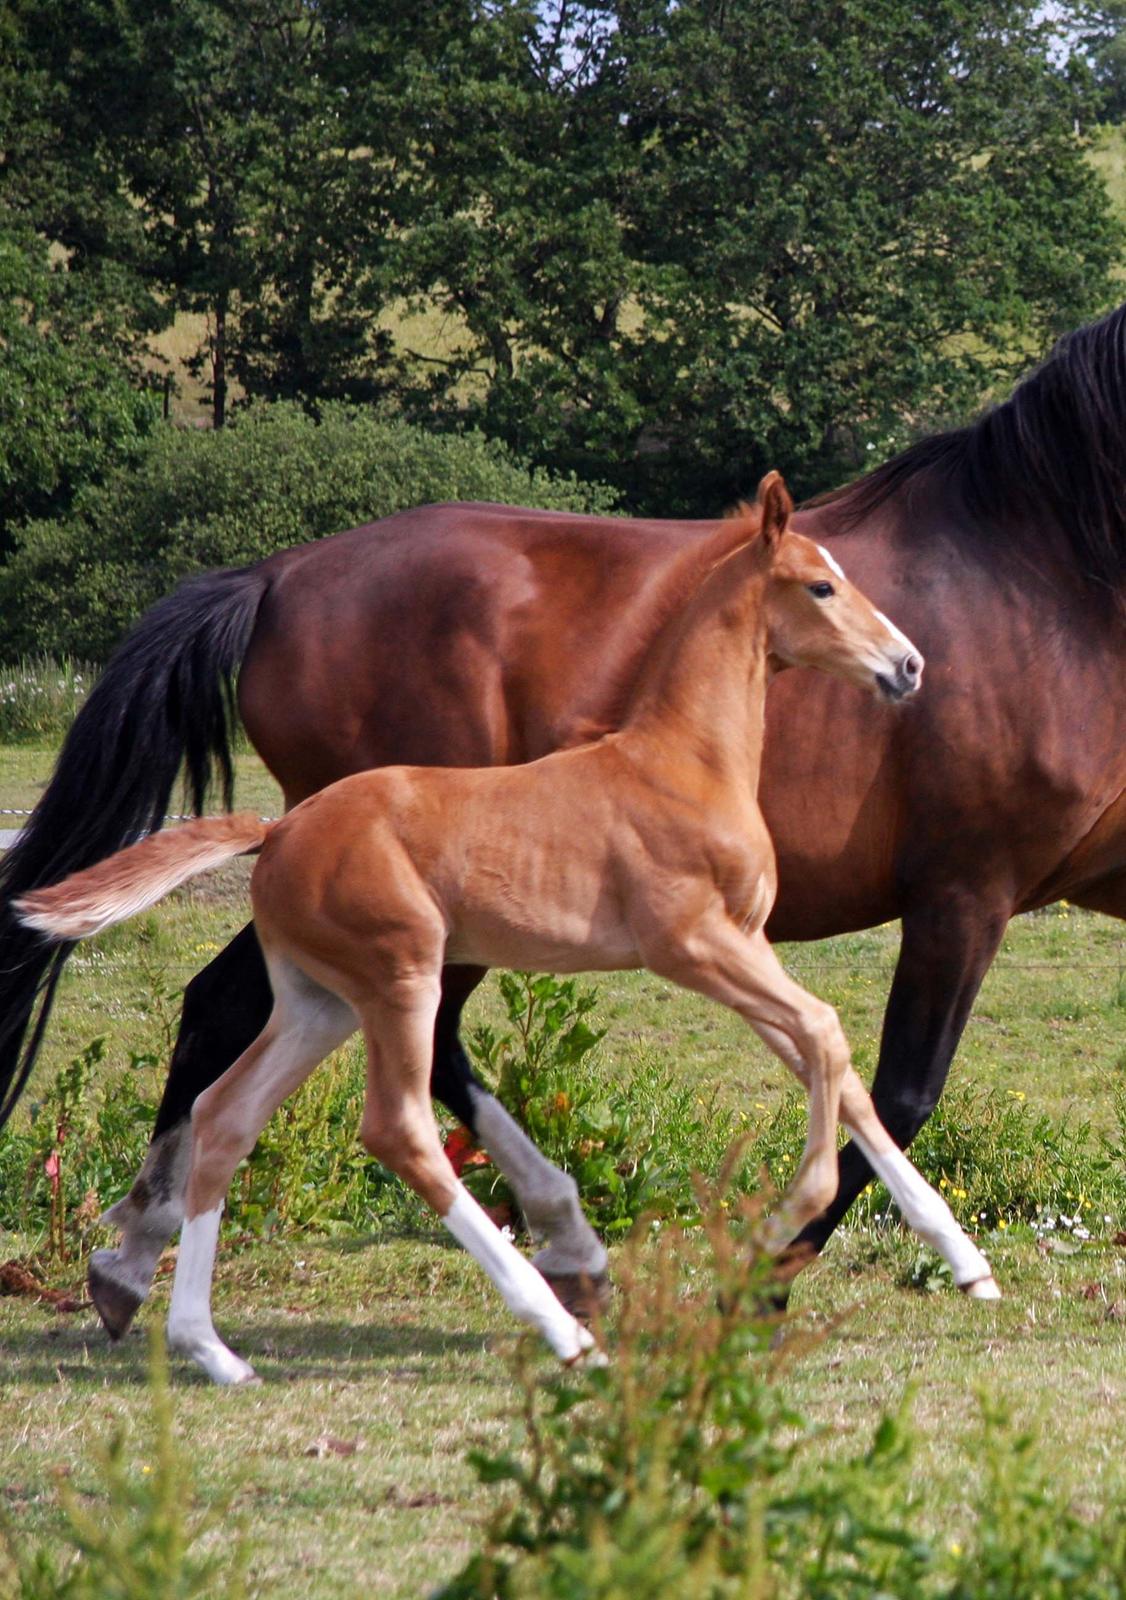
1, 742, 1125, 1594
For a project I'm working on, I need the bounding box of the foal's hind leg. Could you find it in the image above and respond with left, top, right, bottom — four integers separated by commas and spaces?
90, 926, 272, 1340
166, 960, 356, 1384
357, 981, 593, 1364
433, 966, 609, 1316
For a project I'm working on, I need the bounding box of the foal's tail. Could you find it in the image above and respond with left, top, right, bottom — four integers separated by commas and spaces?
14, 815, 271, 943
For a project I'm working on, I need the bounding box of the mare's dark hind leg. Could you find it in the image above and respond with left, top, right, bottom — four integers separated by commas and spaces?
89, 926, 272, 1338
780, 893, 1010, 1278
431, 965, 610, 1317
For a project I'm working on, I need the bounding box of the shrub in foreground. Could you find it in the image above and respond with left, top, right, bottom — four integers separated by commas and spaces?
0, 1331, 247, 1600
437, 1178, 1126, 1600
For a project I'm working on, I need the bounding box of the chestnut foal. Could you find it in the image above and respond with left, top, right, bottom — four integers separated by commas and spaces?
17, 473, 999, 1384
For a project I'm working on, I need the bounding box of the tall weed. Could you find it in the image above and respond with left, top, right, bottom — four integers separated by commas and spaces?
0, 1331, 248, 1599
437, 1175, 1126, 1600
0, 656, 91, 743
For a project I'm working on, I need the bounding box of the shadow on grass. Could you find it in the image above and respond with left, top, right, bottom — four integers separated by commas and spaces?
2, 1313, 491, 1389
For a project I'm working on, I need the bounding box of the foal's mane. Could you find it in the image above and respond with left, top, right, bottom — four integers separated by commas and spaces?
819, 301, 1126, 615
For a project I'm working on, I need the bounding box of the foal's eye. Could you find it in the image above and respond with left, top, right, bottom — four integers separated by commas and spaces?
807, 581, 835, 600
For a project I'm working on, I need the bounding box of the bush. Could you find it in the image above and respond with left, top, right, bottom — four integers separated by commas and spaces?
463, 972, 742, 1237
741, 1083, 1126, 1244
437, 1183, 1126, 1600
0, 402, 620, 661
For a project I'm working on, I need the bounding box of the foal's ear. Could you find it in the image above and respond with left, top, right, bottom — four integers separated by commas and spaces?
756, 471, 793, 550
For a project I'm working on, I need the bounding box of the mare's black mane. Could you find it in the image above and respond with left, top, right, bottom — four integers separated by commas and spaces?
823, 302, 1126, 612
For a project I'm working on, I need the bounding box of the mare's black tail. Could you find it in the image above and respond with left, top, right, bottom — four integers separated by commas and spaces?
0, 563, 270, 1131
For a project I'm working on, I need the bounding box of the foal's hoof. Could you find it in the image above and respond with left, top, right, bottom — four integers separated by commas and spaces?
88, 1251, 146, 1342
960, 1275, 1002, 1301
539, 1268, 612, 1321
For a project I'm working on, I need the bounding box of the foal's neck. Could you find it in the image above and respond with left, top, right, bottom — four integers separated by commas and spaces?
620, 533, 771, 796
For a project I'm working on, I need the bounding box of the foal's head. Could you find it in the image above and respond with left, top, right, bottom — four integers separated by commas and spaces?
754, 473, 923, 701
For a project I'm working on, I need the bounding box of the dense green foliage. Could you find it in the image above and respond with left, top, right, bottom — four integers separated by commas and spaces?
0, 404, 618, 660
0, 0, 1121, 526
408, 0, 1123, 507
1082, 3, 1126, 122
0, 228, 159, 556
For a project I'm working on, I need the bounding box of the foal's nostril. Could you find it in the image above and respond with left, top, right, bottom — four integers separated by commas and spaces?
903, 654, 922, 681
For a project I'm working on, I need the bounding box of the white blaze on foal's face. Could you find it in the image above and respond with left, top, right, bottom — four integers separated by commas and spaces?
766, 532, 924, 699
817, 543, 846, 581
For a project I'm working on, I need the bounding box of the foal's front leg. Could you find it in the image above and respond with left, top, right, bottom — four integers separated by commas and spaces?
651, 919, 999, 1293
650, 920, 848, 1244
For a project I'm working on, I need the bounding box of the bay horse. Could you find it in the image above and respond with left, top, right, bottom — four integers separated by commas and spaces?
1, 303, 1124, 1338
17, 477, 998, 1384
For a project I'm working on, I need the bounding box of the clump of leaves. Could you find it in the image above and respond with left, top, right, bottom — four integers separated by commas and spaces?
0, 1330, 249, 1599
464, 972, 740, 1235
436, 1163, 936, 1599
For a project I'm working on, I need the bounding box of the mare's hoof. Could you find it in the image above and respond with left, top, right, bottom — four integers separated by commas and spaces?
743, 1240, 817, 1317
539, 1268, 612, 1321
960, 1275, 1002, 1301
88, 1251, 145, 1342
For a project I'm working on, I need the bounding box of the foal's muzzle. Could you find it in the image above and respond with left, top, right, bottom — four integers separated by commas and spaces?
876, 652, 923, 702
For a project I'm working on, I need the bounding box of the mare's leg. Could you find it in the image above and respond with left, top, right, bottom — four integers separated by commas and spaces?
785, 892, 1009, 1262
167, 961, 356, 1384
90, 925, 272, 1339
358, 979, 592, 1364
432, 964, 609, 1312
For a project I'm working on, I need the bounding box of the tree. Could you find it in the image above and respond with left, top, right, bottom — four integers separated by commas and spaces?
0, 224, 158, 560
5, 0, 445, 427
1077, 2, 1126, 124
391, 0, 1122, 509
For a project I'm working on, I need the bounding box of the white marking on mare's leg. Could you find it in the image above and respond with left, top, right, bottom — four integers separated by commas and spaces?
167, 1205, 259, 1385
91, 1123, 192, 1326
469, 1088, 608, 1279
442, 1185, 594, 1362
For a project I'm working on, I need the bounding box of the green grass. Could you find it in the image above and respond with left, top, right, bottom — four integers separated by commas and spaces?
1, 1232, 1124, 1598
2, 742, 1126, 1594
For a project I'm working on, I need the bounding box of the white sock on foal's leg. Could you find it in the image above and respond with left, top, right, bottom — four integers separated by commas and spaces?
442, 1186, 594, 1361
849, 1130, 1001, 1297
167, 1206, 259, 1384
